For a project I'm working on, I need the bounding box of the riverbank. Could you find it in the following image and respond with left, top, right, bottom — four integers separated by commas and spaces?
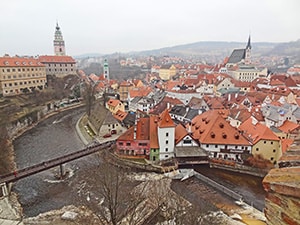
0, 103, 85, 223
6, 107, 266, 225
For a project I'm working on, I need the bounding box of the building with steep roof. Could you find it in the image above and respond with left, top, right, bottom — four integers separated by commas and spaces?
191, 110, 251, 163
157, 109, 176, 160
115, 117, 150, 159
0, 56, 47, 96
226, 35, 251, 67
239, 117, 281, 165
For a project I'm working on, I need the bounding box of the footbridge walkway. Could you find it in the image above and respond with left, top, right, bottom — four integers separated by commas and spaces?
0, 140, 115, 194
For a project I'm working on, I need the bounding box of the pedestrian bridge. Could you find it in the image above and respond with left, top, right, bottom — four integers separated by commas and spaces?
0, 141, 115, 190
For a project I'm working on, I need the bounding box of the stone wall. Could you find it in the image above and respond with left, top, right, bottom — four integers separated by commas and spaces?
263, 147, 300, 225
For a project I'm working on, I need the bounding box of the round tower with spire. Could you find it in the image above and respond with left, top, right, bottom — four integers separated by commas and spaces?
54, 22, 66, 56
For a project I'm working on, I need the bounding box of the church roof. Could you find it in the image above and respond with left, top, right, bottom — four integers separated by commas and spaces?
227, 49, 246, 64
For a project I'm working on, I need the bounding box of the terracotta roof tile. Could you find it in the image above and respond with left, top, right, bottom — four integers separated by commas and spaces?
0, 56, 44, 67
278, 120, 300, 133
136, 118, 149, 140
239, 117, 280, 144
113, 110, 128, 122
149, 116, 159, 148
107, 99, 122, 107
38, 55, 76, 63
175, 124, 188, 144
158, 109, 175, 128
191, 110, 249, 145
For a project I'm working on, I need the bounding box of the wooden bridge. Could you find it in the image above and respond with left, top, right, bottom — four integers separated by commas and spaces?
0, 141, 115, 186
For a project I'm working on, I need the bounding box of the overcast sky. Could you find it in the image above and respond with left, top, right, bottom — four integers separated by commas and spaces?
1, 0, 300, 56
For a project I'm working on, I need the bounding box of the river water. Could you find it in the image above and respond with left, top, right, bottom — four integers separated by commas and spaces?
12, 107, 101, 216
12, 108, 265, 217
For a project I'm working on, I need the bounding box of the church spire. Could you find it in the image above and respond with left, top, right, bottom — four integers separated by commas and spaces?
54, 22, 66, 56
245, 35, 251, 64
246, 35, 251, 49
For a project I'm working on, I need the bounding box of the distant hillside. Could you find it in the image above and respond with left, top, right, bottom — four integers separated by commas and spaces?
266, 39, 300, 63
77, 39, 300, 64
135, 41, 276, 58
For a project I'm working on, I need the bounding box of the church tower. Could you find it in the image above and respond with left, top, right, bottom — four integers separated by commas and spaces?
103, 59, 109, 81
54, 22, 66, 56
245, 35, 251, 64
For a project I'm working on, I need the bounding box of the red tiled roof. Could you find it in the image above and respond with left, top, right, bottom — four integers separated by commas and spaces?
129, 86, 152, 98
281, 139, 294, 154
113, 110, 128, 121
191, 110, 250, 145
89, 73, 99, 82
175, 124, 188, 144
278, 120, 300, 133
120, 80, 133, 87
0, 56, 44, 67
118, 126, 134, 141
158, 109, 175, 128
149, 116, 159, 148
136, 118, 149, 140
107, 99, 122, 107
239, 117, 280, 144
38, 55, 76, 63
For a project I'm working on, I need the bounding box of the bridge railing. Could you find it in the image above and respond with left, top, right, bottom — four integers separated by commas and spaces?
0, 140, 116, 184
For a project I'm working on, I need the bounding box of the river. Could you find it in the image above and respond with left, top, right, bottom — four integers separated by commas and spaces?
12, 107, 100, 217
12, 107, 265, 217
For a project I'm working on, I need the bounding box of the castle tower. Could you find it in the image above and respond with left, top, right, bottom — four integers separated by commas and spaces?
54, 22, 66, 56
245, 35, 251, 64
103, 59, 109, 81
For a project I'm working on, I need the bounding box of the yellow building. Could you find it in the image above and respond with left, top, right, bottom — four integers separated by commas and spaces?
0, 56, 47, 96
240, 117, 282, 165
119, 81, 134, 102
106, 98, 125, 114
159, 64, 177, 80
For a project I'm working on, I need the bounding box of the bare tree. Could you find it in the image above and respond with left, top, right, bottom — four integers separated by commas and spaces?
83, 162, 148, 225
82, 83, 95, 116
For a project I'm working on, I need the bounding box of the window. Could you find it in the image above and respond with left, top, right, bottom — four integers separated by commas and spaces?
166, 140, 168, 144
215, 145, 218, 148
206, 144, 209, 148
183, 139, 192, 144
166, 132, 169, 137
264, 141, 267, 144
273, 149, 276, 153
165, 148, 168, 152
270, 141, 273, 145
126, 142, 131, 146
256, 148, 259, 151
270, 157, 274, 161
119, 142, 123, 146
165, 155, 168, 158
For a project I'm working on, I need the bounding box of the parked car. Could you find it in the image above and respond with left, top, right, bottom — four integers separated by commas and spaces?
103, 133, 112, 138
